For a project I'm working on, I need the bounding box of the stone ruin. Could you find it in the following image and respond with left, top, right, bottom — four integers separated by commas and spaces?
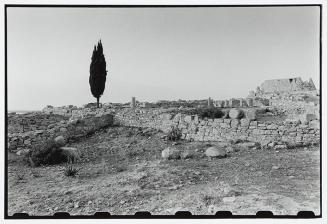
259, 77, 316, 93
7, 77, 320, 153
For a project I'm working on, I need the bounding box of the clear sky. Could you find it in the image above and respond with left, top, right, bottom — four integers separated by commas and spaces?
7, 6, 320, 110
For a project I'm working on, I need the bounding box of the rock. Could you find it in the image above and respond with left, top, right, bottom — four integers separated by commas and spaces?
272, 165, 279, 170
181, 150, 194, 159
245, 108, 257, 121
300, 113, 317, 123
225, 146, 234, 153
59, 147, 80, 163
268, 141, 276, 148
54, 136, 66, 147
60, 127, 67, 132
222, 196, 236, 203
274, 144, 287, 150
205, 147, 226, 158
23, 140, 31, 145
161, 147, 181, 160
215, 142, 230, 147
74, 201, 80, 208
237, 142, 256, 149
309, 120, 320, 129
229, 109, 244, 119
16, 148, 31, 156
208, 205, 216, 214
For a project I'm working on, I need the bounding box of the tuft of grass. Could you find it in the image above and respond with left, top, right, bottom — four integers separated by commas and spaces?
113, 164, 128, 173
64, 165, 80, 177
30, 170, 41, 178
166, 126, 182, 141
16, 173, 25, 181
200, 193, 215, 206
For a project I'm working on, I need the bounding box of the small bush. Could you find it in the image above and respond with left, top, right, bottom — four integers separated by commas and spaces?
113, 164, 128, 173
64, 165, 79, 177
26, 139, 68, 166
166, 126, 182, 141
182, 108, 225, 119
198, 108, 225, 119
16, 173, 25, 181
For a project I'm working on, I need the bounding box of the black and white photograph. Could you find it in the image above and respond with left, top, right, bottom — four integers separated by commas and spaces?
2, 1, 325, 220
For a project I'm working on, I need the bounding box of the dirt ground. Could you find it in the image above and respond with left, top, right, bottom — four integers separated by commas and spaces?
7, 126, 320, 216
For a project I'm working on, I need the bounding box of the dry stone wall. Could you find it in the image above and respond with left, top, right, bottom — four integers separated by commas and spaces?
8, 105, 319, 152
115, 108, 320, 147
8, 113, 114, 152
8, 113, 69, 134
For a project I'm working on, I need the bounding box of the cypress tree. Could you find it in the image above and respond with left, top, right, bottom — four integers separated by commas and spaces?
89, 40, 107, 108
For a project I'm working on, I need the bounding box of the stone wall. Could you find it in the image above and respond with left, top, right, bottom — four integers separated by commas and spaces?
8, 113, 114, 152
114, 108, 320, 147
9, 105, 319, 152
8, 112, 69, 134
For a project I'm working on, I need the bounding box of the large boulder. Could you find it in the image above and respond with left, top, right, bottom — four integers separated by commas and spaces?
162, 147, 181, 160
229, 109, 244, 119
299, 113, 317, 123
309, 120, 320, 129
181, 150, 194, 159
16, 148, 31, 156
60, 147, 80, 163
244, 108, 257, 121
205, 146, 226, 158
54, 136, 66, 147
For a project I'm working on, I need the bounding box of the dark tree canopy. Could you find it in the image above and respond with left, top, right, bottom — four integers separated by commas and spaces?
89, 40, 107, 108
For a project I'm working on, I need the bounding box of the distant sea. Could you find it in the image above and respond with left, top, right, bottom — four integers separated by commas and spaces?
8, 110, 40, 115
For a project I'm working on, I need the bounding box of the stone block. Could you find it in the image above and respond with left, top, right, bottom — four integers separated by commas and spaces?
240, 119, 250, 127
247, 98, 254, 107
229, 109, 244, 119
230, 99, 241, 108
245, 108, 257, 121
241, 99, 248, 107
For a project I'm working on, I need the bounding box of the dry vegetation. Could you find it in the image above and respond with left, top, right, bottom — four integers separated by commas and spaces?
8, 126, 320, 216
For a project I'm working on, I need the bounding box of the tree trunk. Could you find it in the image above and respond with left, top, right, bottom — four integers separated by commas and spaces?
97, 97, 100, 108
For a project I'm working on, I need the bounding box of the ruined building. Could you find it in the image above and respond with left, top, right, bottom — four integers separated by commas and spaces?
259, 77, 316, 93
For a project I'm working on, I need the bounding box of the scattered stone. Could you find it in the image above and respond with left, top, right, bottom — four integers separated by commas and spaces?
161, 147, 181, 160
54, 136, 66, 147
74, 201, 80, 208
16, 148, 31, 156
208, 205, 216, 214
274, 144, 287, 150
237, 142, 256, 149
222, 196, 236, 203
268, 141, 276, 148
205, 147, 226, 158
225, 146, 234, 154
272, 165, 279, 170
181, 150, 194, 159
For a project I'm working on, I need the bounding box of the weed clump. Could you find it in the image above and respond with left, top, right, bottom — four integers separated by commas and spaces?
26, 139, 68, 167
64, 165, 79, 177
166, 126, 182, 141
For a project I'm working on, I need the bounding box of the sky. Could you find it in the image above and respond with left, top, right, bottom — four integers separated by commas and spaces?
7, 6, 320, 111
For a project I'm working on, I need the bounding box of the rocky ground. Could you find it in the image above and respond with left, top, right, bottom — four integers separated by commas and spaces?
8, 126, 320, 216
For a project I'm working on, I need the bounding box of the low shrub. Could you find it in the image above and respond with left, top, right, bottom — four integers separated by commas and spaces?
26, 139, 68, 167
182, 108, 225, 119
64, 165, 79, 177
198, 108, 225, 119
113, 164, 128, 173
166, 126, 182, 141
